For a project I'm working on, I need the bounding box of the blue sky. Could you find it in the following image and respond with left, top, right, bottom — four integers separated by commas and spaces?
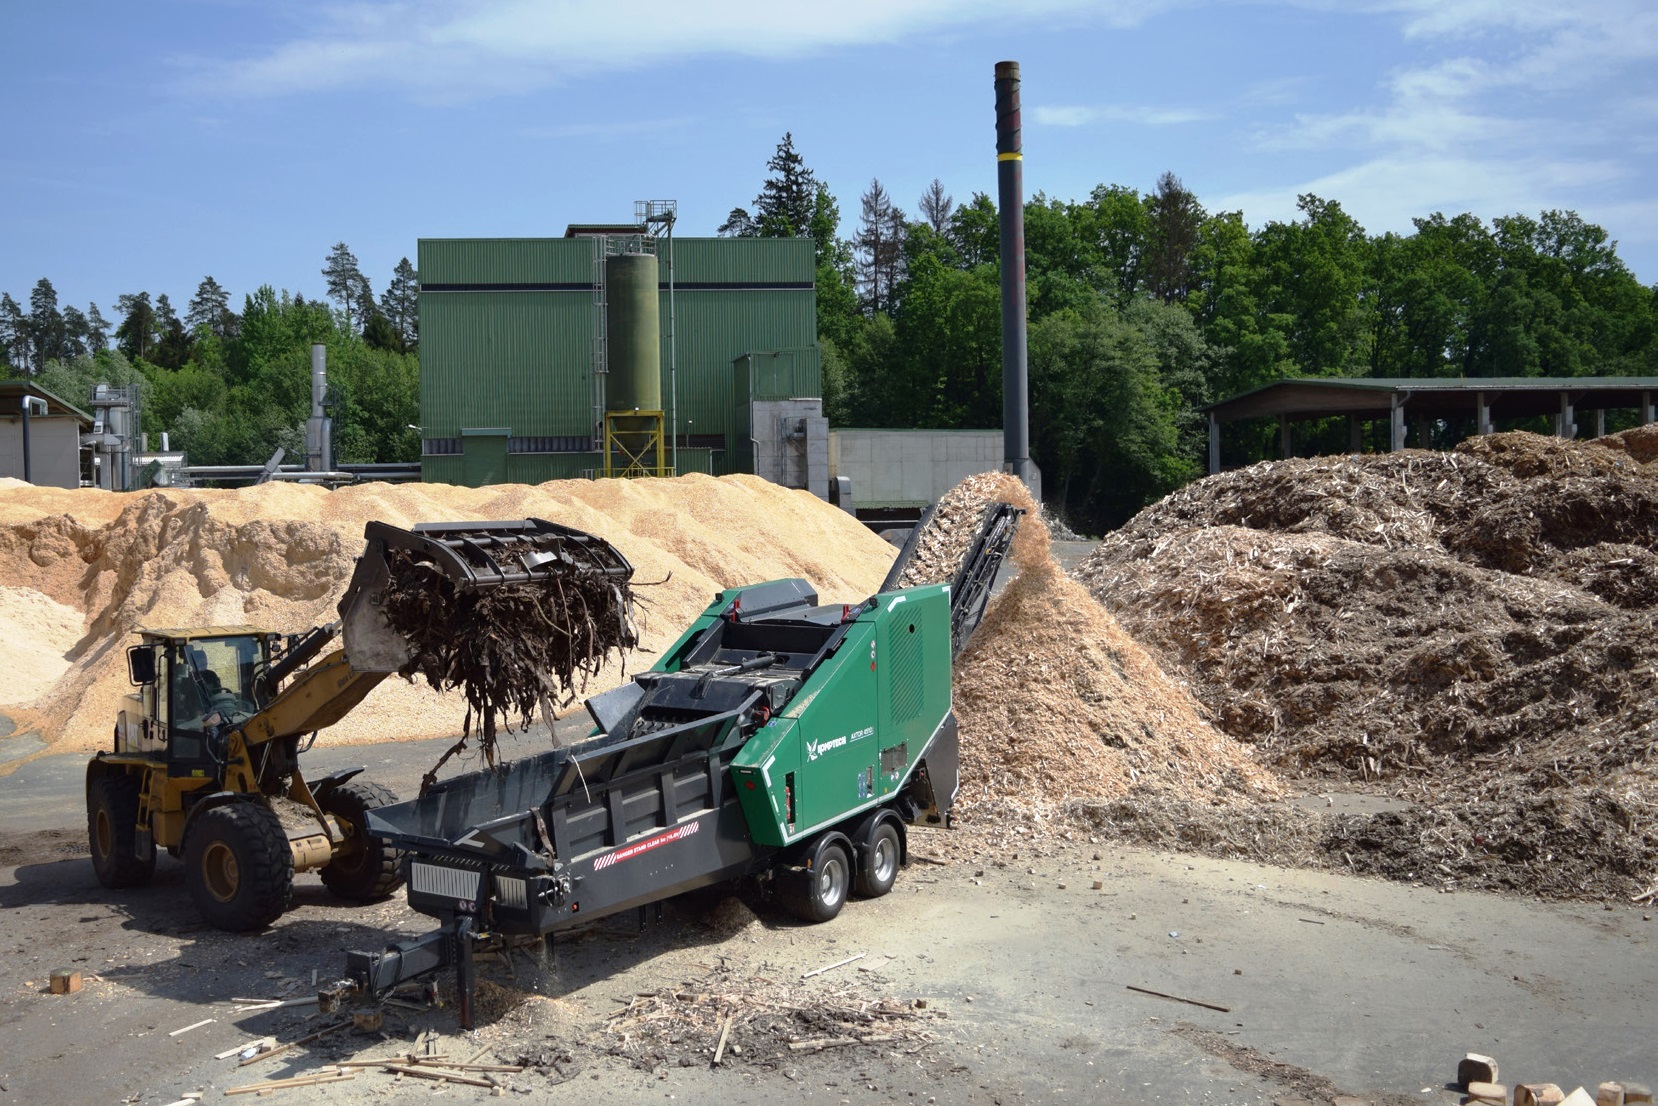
3, 0, 1655, 321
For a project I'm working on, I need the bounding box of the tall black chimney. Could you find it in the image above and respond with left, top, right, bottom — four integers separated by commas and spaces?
995, 61, 1031, 486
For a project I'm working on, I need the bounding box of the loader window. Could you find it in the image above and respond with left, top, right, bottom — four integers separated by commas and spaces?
166, 636, 261, 769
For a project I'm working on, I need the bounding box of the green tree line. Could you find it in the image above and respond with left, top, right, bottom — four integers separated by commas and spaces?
1, 248, 421, 468
725, 136, 1658, 532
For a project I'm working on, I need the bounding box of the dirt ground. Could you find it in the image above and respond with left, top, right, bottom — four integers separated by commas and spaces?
0, 755, 1652, 1106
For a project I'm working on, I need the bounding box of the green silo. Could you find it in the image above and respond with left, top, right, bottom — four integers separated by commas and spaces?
604, 253, 661, 413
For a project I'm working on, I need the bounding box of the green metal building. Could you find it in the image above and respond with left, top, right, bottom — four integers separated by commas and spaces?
417, 234, 822, 486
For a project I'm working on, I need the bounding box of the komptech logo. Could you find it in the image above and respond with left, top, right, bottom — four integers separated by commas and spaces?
806, 735, 849, 761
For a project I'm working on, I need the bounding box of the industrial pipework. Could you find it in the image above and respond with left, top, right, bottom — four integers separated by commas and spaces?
995, 60, 1032, 486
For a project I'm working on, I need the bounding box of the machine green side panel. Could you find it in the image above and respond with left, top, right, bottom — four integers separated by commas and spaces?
731, 584, 952, 847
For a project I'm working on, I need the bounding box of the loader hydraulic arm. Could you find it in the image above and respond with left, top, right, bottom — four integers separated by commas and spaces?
236, 646, 392, 747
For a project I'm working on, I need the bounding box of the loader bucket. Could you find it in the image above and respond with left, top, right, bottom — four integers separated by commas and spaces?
337, 519, 635, 674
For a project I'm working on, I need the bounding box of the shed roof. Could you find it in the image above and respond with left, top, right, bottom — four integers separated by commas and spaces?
1207, 377, 1658, 423
0, 381, 93, 425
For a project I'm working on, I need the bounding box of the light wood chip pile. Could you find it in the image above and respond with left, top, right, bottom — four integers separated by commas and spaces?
911, 472, 1281, 817
0, 474, 895, 766
895, 471, 1045, 587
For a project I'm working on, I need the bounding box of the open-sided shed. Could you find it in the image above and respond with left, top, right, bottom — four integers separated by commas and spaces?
1204, 376, 1658, 472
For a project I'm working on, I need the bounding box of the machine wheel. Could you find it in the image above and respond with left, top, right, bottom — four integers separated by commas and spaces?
778, 836, 853, 923
88, 775, 156, 889
854, 821, 902, 899
184, 803, 293, 931
319, 780, 403, 902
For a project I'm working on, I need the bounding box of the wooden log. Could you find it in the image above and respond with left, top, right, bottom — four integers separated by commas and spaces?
1621, 1084, 1652, 1106
237, 1020, 352, 1066
49, 970, 82, 995
1458, 1054, 1499, 1090
380, 1064, 495, 1088
713, 1015, 734, 1066
1516, 1084, 1565, 1106
224, 1070, 354, 1096
1467, 1082, 1508, 1104
1598, 1083, 1626, 1106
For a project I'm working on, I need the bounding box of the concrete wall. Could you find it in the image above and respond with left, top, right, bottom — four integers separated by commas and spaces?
0, 417, 82, 488
751, 399, 828, 499
829, 430, 1006, 508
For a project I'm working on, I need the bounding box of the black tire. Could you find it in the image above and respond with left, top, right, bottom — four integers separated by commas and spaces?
184, 803, 293, 931
779, 837, 853, 923
319, 780, 403, 902
854, 821, 901, 899
88, 775, 156, 889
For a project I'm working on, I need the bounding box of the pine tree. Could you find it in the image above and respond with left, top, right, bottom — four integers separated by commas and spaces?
380, 258, 419, 350
855, 179, 906, 315
187, 276, 234, 337
29, 278, 66, 370
85, 302, 110, 351
752, 133, 817, 238
115, 292, 156, 361
1145, 171, 1204, 304
322, 242, 366, 331
919, 179, 954, 234
716, 208, 757, 237
0, 293, 27, 373
61, 306, 89, 360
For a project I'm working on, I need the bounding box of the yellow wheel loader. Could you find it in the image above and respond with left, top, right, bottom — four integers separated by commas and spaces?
85, 519, 635, 932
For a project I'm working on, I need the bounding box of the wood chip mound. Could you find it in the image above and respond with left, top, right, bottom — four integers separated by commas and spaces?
1071, 430, 1658, 897
0, 475, 897, 766
895, 471, 1047, 586
902, 473, 1283, 819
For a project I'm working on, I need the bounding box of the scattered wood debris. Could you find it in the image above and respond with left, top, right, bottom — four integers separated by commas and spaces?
596, 966, 942, 1071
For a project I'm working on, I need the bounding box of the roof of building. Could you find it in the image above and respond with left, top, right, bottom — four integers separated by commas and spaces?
1207, 376, 1658, 423
0, 380, 94, 425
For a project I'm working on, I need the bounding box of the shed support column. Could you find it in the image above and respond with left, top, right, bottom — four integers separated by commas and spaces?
1476, 392, 1492, 436
1557, 392, 1576, 439
1208, 412, 1220, 475
1594, 408, 1605, 439
1643, 391, 1654, 425
1347, 415, 1361, 454
1390, 395, 1406, 452
1279, 415, 1291, 460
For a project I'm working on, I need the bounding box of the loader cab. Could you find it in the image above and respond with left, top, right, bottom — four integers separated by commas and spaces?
127, 628, 273, 777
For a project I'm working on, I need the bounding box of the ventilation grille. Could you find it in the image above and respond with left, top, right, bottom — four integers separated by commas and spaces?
410, 862, 481, 900
890, 622, 925, 723
494, 875, 528, 909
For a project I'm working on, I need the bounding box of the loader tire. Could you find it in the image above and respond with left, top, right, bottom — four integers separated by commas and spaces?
185, 803, 292, 931
778, 837, 852, 923
319, 780, 403, 902
88, 775, 156, 889
854, 821, 901, 899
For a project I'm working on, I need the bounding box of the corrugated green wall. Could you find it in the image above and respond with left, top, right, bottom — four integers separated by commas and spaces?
419, 236, 817, 486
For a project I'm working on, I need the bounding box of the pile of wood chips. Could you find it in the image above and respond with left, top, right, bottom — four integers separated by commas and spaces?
1068, 429, 1658, 900
898, 472, 1283, 821
599, 966, 942, 1071
895, 472, 1047, 588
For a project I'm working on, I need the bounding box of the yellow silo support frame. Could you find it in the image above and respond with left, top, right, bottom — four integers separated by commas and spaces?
603, 410, 669, 478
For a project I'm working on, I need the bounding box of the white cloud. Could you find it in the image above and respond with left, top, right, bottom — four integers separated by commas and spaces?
1225, 0, 1658, 259
1034, 103, 1213, 126
186, 0, 1171, 98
